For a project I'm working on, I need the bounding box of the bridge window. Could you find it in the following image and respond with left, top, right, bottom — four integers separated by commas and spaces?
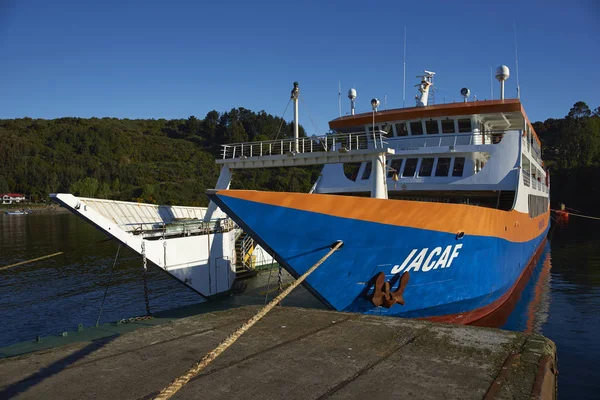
457, 118, 472, 133
435, 157, 451, 176
361, 162, 372, 180
425, 120, 439, 135
388, 159, 403, 178
343, 163, 361, 181
395, 122, 408, 136
409, 121, 423, 135
419, 158, 435, 176
452, 157, 465, 177
403, 158, 418, 177
441, 119, 455, 134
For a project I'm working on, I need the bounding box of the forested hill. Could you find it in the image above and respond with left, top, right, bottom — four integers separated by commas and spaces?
0, 108, 317, 206
534, 102, 600, 212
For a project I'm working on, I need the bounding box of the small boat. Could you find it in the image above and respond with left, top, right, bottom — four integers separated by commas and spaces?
5, 210, 29, 215
208, 67, 550, 324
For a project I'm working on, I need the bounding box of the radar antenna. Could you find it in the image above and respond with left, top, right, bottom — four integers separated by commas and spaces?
415, 70, 435, 107
348, 87, 357, 115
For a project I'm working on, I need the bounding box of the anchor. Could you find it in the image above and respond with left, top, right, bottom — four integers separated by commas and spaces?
370, 271, 410, 308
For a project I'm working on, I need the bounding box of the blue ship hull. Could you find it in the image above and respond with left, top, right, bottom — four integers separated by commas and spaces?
210, 190, 550, 322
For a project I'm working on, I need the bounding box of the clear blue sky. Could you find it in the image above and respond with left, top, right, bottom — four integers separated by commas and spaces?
1, 0, 599, 135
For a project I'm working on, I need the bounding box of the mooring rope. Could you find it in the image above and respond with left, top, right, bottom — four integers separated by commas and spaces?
551, 209, 600, 221
0, 238, 112, 272
154, 241, 343, 400
95, 244, 121, 327
0, 252, 64, 271
274, 98, 292, 140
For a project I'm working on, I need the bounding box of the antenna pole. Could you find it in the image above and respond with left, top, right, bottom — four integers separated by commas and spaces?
338, 81, 341, 117
403, 26, 406, 108
514, 21, 520, 99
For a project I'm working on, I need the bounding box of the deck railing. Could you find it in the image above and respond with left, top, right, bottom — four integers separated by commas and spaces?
220, 130, 507, 161
221, 131, 388, 160
531, 147, 542, 165
130, 217, 236, 238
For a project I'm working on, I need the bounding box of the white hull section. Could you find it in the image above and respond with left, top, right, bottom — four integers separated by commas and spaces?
51, 193, 239, 297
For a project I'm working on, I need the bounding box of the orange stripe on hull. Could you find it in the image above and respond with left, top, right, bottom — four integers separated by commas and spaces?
216, 190, 549, 243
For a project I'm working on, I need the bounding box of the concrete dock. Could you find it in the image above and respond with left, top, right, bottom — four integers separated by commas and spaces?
0, 305, 556, 399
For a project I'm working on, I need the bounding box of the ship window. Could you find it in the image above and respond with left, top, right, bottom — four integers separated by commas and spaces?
435, 157, 451, 176
529, 195, 549, 218
441, 119, 455, 134
384, 124, 393, 134
361, 162, 372, 180
402, 158, 418, 177
425, 120, 439, 135
457, 118, 472, 133
410, 121, 423, 135
388, 159, 403, 178
452, 157, 465, 177
395, 122, 408, 136
343, 163, 361, 181
419, 158, 434, 176
522, 156, 531, 187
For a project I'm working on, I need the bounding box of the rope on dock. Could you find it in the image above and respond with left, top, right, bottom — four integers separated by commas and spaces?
551, 209, 600, 221
154, 240, 344, 400
0, 252, 64, 271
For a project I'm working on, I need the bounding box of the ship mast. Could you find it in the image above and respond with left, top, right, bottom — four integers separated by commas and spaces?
415, 71, 435, 107
291, 82, 300, 153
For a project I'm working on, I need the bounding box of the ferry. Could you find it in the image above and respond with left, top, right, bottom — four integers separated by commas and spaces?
208, 67, 551, 323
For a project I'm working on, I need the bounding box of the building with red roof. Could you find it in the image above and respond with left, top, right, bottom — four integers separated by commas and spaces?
1, 193, 26, 204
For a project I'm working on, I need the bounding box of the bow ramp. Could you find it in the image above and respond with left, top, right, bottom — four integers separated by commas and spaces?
51, 193, 271, 297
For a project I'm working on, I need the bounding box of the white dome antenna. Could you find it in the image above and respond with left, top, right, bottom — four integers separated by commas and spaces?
460, 87, 470, 103
495, 65, 510, 100
371, 98, 380, 111
348, 88, 357, 115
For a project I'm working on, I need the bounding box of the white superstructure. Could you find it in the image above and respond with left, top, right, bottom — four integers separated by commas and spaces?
216, 70, 549, 220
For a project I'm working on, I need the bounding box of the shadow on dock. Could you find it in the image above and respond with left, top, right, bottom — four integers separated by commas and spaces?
0, 334, 117, 398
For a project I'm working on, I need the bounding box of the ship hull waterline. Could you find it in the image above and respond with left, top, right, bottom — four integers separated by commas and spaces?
208, 190, 550, 323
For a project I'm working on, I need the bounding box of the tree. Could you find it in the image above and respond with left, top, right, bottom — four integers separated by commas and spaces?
0, 176, 9, 193
112, 178, 121, 196
568, 101, 591, 119
186, 115, 200, 137
202, 110, 220, 143
69, 177, 100, 197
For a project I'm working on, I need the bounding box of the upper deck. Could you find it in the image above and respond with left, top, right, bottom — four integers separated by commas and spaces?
329, 99, 541, 144
329, 98, 542, 166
